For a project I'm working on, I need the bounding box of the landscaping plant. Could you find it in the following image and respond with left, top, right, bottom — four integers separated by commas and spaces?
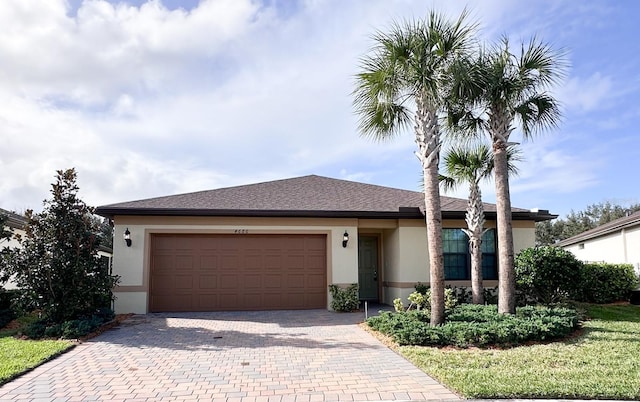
515, 246, 582, 304
0, 169, 119, 337
328, 284, 359, 312
577, 262, 638, 303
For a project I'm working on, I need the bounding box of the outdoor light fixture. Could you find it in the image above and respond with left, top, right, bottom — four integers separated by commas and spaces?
124, 228, 132, 247
342, 231, 349, 248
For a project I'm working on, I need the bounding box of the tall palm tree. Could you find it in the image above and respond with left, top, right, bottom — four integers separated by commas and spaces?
448, 38, 567, 314
353, 10, 477, 325
440, 144, 520, 304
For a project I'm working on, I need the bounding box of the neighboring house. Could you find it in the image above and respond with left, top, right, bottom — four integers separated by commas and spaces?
557, 211, 640, 275
95, 175, 555, 314
0, 208, 27, 290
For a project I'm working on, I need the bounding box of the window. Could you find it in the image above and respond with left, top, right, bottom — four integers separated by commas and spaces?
443, 228, 497, 280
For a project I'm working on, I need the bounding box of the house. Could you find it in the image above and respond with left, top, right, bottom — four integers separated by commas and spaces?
95, 175, 555, 314
556, 211, 640, 275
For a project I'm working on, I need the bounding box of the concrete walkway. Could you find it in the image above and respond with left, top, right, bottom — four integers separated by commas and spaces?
0, 310, 461, 401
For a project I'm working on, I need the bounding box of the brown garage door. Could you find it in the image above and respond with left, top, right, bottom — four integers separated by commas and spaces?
149, 234, 327, 312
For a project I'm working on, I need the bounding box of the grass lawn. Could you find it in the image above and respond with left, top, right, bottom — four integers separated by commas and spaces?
397, 304, 640, 400
0, 320, 73, 385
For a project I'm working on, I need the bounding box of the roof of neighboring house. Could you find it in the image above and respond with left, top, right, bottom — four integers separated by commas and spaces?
556, 210, 640, 247
0, 208, 27, 230
95, 175, 556, 221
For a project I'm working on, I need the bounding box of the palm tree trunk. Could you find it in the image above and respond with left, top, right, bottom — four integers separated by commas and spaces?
464, 181, 485, 305
415, 94, 445, 326
493, 137, 516, 314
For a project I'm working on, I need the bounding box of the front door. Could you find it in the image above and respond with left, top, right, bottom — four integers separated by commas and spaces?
358, 235, 379, 301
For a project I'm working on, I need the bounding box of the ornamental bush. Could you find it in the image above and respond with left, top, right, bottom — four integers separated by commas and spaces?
515, 246, 583, 304
328, 284, 359, 312
366, 304, 579, 347
577, 263, 639, 303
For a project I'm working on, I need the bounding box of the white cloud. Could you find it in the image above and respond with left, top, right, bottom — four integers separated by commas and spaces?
559, 72, 613, 113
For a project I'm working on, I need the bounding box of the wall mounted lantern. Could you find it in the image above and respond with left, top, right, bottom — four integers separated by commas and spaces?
124, 228, 132, 247
342, 231, 349, 248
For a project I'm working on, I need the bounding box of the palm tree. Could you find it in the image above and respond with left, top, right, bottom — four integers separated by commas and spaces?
440, 144, 519, 304
448, 38, 567, 314
353, 11, 477, 325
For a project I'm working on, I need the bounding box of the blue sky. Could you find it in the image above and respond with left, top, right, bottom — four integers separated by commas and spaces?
0, 0, 638, 218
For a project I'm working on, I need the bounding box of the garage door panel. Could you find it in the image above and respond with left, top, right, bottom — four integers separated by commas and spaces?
150, 234, 327, 312
263, 274, 283, 288
244, 274, 262, 288
287, 274, 305, 288
199, 275, 218, 289
219, 274, 239, 289
263, 293, 283, 308
174, 275, 194, 290
175, 255, 194, 271
244, 255, 262, 270
200, 256, 219, 270
264, 255, 282, 269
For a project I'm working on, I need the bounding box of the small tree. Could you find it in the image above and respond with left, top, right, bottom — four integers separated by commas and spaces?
0, 169, 119, 322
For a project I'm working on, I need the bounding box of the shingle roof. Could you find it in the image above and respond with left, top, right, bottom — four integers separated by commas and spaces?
95, 175, 555, 221
555, 210, 640, 247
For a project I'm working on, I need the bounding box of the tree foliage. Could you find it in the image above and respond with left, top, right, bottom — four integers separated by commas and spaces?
536, 201, 640, 245
0, 169, 119, 322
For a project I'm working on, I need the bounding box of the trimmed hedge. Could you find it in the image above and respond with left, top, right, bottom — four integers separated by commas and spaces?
367, 304, 579, 348
515, 247, 639, 304
577, 263, 638, 304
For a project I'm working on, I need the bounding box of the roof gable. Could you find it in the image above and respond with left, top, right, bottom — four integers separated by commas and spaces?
95, 175, 554, 221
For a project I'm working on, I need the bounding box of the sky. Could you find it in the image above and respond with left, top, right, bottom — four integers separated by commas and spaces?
0, 0, 639, 218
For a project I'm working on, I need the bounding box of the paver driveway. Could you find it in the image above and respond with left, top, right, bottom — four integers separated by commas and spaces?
0, 310, 460, 401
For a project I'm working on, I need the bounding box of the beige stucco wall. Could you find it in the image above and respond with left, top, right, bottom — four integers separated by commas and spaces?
110, 215, 539, 313
563, 225, 640, 276
382, 219, 536, 304
111, 216, 360, 314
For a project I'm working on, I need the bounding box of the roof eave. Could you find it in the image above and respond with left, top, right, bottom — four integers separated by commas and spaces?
96, 207, 552, 222
95, 207, 427, 220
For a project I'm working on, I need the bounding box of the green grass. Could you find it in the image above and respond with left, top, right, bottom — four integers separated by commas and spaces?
0, 322, 73, 385
397, 304, 640, 399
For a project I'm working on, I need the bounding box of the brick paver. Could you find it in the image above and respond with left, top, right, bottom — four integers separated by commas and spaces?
0, 310, 461, 401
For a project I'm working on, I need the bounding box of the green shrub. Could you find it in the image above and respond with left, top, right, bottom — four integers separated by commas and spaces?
23, 309, 115, 339
328, 284, 359, 312
515, 246, 583, 304
415, 282, 429, 294
0, 289, 21, 328
0, 308, 15, 329
366, 304, 580, 347
577, 263, 639, 303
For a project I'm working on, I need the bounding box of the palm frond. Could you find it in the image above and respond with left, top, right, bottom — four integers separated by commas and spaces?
515, 93, 562, 137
